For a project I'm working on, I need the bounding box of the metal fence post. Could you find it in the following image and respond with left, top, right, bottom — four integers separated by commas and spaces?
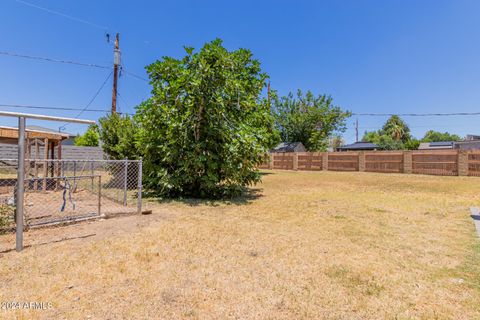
98, 175, 102, 216
90, 161, 94, 192
137, 158, 142, 214
123, 158, 128, 206
16, 116, 25, 252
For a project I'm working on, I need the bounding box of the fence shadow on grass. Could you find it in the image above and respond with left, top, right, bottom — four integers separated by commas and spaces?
149, 187, 263, 207
0, 233, 96, 255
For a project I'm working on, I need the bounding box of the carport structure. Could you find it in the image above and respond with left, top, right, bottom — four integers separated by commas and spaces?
0, 125, 69, 189
0, 125, 68, 161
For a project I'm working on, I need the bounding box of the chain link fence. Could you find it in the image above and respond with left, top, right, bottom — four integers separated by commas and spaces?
0, 159, 142, 230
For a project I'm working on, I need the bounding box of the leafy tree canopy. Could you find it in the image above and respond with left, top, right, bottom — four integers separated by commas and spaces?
74, 124, 99, 147
421, 130, 462, 142
132, 39, 276, 198
98, 113, 139, 160
362, 115, 416, 150
381, 115, 411, 143
272, 90, 351, 151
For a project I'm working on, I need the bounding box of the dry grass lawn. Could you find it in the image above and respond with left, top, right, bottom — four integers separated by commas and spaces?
0, 170, 479, 319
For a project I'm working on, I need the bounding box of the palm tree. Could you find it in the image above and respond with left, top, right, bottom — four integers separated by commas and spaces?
382, 115, 410, 142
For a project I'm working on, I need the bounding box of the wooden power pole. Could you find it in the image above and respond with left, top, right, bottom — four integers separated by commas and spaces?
355, 118, 359, 142
111, 33, 120, 114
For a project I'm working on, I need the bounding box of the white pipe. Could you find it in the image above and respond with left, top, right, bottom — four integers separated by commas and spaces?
0, 111, 95, 124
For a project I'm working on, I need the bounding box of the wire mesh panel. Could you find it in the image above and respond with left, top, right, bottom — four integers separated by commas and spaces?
24, 175, 101, 227
0, 159, 142, 229
0, 160, 17, 233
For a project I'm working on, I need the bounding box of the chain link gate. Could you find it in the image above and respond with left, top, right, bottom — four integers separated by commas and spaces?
0, 159, 142, 230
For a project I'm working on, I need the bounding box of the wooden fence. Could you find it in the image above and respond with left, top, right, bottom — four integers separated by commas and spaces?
262, 150, 480, 177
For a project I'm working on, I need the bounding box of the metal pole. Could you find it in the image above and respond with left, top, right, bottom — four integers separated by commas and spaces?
123, 158, 128, 206
16, 116, 25, 252
98, 175, 101, 216
137, 158, 142, 214
90, 161, 94, 192
0, 111, 95, 124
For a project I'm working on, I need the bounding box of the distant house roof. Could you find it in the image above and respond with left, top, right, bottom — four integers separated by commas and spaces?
466, 134, 480, 141
418, 141, 454, 150
454, 140, 480, 150
0, 125, 70, 143
26, 125, 74, 137
272, 142, 306, 153
337, 142, 378, 151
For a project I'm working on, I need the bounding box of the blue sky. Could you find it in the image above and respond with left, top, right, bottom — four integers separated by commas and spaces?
1, 0, 480, 142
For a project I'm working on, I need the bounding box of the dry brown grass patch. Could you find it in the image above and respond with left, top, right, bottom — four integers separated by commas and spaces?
0, 170, 479, 319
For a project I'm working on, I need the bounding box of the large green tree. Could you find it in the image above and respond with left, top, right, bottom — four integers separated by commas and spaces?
272, 90, 351, 151
135, 39, 276, 198
362, 115, 415, 150
421, 130, 461, 142
381, 115, 411, 142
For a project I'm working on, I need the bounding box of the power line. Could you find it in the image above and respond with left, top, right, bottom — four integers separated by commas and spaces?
122, 69, 149, 82
352, 112, 480, 117
0, 50, 111, 69
0, 104, 109, 113
59, 70, 113, 130
74, 71, 113, 119
13, 0, 108, 30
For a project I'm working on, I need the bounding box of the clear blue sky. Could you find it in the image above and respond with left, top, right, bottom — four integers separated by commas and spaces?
1, 0, 480, 143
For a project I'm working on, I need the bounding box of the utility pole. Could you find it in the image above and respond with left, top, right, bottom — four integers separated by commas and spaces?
355, 118, 359, 142
111, 33, 120, 114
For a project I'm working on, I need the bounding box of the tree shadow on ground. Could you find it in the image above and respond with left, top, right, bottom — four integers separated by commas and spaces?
148, 187, 264, 207
259, 171, 274, 176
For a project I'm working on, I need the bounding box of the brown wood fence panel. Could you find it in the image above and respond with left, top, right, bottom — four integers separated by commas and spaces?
297, 152, 323, 171
468, 151, 480, 176
412, 150, 458, 176
365, 151, 403, 173
272, 152, 294, 170
328, 152, 359, 171
258, 154, 270, 169
261, 150, 479, 177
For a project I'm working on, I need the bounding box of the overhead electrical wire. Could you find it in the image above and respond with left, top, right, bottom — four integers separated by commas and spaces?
13, 0, 108, 31
122, 69, 149, 82
352, 112, 480, 117
72, 70, 113, 119
0, 51, 111, 69
59, 70, 113, 130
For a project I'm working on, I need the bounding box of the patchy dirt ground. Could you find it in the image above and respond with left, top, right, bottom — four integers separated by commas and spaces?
0, 171, 479, 319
